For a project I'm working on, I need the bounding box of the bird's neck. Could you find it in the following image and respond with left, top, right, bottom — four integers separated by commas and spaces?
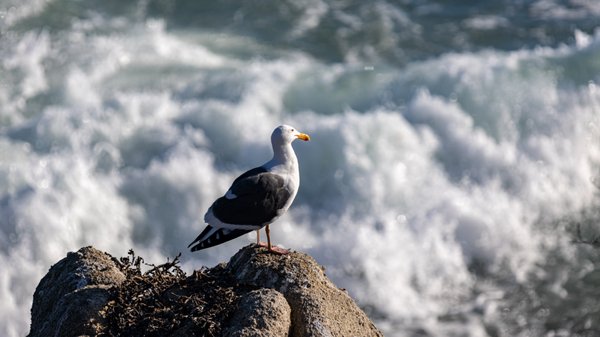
266, 143, 298, 173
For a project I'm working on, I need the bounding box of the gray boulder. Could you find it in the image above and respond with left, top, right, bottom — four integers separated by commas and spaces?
29, 246, 126, 337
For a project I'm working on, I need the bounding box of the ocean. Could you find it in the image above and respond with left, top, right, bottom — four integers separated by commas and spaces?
1, 0, 600, 336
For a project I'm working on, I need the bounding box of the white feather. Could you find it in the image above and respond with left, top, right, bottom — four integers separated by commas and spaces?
225, 189, 237, 199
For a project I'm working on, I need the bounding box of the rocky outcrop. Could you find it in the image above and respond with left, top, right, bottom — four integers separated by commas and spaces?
29, 246, 126, 337
228, 247, 382, 337
29, 245, 383, 337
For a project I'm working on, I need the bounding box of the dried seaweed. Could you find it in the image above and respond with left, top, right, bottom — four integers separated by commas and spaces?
97, 250, 249, 337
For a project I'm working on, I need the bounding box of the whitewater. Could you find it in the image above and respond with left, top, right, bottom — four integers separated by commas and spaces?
1, 1, 600, 336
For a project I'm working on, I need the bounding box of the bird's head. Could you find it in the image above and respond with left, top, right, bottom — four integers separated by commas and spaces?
272, 125, 310, 145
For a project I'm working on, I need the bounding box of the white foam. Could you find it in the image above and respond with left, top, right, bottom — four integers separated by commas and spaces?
463, 15, 509, 30
1, 13, 600, 337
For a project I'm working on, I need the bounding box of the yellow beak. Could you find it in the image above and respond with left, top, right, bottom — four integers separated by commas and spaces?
296, 133, 310, 141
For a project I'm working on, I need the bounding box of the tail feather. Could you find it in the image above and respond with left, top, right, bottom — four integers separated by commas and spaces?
188, 225, 251, 252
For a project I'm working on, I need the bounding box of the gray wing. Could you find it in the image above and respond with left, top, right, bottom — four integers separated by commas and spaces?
211, 170, 291, 225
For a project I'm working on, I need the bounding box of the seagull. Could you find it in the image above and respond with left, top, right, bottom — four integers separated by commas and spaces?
188, 125, 310, 254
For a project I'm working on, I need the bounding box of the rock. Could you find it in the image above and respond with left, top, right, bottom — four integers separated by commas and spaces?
223, 288, 292, 337
228, 247, 383, 337
29, 246, 126, 337
29, 245, 383, 337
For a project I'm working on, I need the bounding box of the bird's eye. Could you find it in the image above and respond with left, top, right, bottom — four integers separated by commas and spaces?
291, 128, 295, 132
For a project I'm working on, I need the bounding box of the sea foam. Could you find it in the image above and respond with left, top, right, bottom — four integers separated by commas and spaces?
1, 8, 600, 337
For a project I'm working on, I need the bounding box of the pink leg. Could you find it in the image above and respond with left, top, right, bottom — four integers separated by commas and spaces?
257, 229, 268, 247
265, 224, 288, 255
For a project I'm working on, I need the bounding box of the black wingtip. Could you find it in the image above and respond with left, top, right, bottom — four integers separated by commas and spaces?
189, 240, 213, 252
188, 225, 214, 249
188, 227, 252, 252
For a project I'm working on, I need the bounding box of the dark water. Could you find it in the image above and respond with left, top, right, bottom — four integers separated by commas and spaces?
7, 0, 600, 64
